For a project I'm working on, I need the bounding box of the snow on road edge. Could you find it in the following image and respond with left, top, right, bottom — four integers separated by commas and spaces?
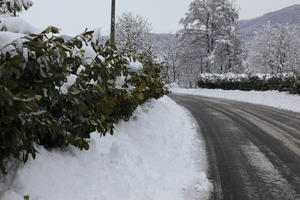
1, 96, 211, 200
171, 88, 300, 113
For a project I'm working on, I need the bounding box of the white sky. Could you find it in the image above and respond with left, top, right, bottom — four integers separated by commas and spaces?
21, 0, 300, 36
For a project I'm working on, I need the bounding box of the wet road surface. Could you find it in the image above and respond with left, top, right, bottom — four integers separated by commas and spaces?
170, 94, 300, 200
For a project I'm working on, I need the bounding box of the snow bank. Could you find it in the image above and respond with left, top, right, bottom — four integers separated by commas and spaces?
172, 88, 300, 113
1, 96, 211, 200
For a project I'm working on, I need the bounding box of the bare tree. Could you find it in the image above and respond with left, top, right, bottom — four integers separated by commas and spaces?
248, 24, 300, 73
116, 12, 152, 55
160, 36, 181, 84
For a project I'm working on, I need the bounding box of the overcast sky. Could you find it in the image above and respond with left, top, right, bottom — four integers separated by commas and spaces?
21, 0, 300, 36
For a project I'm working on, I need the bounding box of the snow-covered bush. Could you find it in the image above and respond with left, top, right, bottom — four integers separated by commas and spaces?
0, 26, 167, 176
0, 0, 33, 16
197, 73, 300, 94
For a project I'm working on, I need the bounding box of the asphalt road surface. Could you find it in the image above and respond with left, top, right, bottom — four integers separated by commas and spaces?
170, 94, 300, 200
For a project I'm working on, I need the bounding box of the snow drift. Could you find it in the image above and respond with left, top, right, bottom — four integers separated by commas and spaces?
0, 96, 211, 200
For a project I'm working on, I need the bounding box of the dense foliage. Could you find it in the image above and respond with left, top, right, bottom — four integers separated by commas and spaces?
197, 73, 300, 95
0, 27, 167, 175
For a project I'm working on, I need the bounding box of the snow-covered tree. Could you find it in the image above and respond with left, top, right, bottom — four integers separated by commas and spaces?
0, 0, 32, 16
175, 34, 205, 87
178, 0, 243, 75
289, 26, 300, 73
116, 12, 152, 55
248, 24, 300, 73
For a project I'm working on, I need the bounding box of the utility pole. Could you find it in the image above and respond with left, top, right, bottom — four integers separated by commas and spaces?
110, 0, 116, 46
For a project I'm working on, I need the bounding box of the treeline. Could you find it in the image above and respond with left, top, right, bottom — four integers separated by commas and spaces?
197, 73, 300, 95
158, 0, 300, 87
247, 24, 300, 74
0, 27, 167, 175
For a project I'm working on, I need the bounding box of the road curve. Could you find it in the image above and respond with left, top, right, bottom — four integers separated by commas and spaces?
170, 94, 300, 200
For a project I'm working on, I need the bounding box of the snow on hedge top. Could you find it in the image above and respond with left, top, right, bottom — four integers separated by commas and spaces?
0, 16, 40, 34
0, 31, 24, 48
199, 72, 296, 82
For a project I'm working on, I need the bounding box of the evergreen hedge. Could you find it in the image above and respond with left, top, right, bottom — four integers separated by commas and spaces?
197, 73, 300, 95
0, 27, 167, 175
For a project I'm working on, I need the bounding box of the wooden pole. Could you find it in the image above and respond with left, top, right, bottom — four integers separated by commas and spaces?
110, 0, 116, 46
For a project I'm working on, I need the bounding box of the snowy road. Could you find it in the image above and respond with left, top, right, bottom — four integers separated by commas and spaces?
170, 94, 300, 200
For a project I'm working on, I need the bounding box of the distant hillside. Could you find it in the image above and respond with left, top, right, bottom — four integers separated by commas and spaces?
239, 4, 300, 39
151, 5, 300, 48
147, 33, 175, 57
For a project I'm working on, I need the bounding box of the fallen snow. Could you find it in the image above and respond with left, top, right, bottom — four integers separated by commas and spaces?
1, 96, 211, 200
171, 88, 300, 113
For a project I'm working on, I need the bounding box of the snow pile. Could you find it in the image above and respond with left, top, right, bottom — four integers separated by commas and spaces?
0, 15, 40, 55
172, 88, 300, 113
1, 96, 211, 200
0, 16, 40, 34
128, 60, 143, 72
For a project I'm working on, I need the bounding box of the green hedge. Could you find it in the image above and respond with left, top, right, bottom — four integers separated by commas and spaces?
197, 73, 300, 95
0, 27, 167, 175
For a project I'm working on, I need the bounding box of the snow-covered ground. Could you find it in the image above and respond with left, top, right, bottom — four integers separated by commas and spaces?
171, 88, 300, 113
0, 96, 211, 200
